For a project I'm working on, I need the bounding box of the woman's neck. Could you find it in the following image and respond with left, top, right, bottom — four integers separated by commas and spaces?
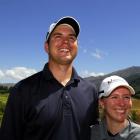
106, 118, 129, 135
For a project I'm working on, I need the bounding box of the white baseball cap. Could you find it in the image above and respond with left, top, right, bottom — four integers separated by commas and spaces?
99, 75, 135, 98
46, 16, 80, 42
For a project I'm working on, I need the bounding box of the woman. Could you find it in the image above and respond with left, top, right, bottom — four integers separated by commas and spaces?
91, 75, 140, 140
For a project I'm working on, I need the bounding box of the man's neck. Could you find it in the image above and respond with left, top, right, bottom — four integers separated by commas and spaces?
48, 62, 73, 86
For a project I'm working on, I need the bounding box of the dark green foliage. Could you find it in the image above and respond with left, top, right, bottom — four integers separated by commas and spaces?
0, 101, 6, 124
0, 93, 9, 125
126, 74, 140, 98
0, 100, 6, 113
0, 85, 8, 90
131, 110, 138, 122
0, 85, 11, 94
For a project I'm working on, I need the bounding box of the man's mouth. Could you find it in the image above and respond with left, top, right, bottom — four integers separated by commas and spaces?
59, 48, 69, 53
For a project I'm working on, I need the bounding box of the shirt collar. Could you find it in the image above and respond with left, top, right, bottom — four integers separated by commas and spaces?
43, 63, 80, 83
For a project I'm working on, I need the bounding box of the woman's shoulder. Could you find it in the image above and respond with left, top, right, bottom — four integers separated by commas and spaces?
121, 121, 140, 140
90, 124, 101, 140
91, 123, 100, 130
130, 121, 140, 131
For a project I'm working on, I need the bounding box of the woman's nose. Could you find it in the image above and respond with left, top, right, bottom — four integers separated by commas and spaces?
117, 98, 125, 106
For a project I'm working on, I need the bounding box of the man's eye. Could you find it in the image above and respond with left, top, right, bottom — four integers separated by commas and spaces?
55, 35, 61, 39
69, 36, 76, 41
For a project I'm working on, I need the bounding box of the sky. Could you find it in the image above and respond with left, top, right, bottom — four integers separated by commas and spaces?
0, 0, 140, 83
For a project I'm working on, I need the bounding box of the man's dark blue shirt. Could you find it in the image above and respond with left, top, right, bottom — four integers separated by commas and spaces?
1, 63, 99, 140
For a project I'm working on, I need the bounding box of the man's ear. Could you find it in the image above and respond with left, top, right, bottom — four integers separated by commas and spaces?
44, 41, 49, 53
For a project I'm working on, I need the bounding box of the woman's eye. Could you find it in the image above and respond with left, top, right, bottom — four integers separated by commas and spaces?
124, 96, 131, 100
110, 96, 118, 99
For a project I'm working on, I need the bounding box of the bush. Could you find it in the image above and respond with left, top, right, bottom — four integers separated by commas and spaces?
131, 110, 138, 122
0, 93, 9, 125
130, 110, 140, 124
0, 100, 6, 113
0, 100, 6, 126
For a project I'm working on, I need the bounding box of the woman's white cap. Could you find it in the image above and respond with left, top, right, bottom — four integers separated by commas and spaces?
99, 75, 135, 98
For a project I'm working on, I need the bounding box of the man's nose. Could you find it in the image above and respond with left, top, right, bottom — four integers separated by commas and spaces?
63, 37, 69, 44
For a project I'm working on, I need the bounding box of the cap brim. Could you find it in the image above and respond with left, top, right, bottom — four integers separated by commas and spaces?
99, 83, 135, 98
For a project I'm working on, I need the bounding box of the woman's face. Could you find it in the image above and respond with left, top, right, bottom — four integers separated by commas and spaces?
100, 86, 132, 123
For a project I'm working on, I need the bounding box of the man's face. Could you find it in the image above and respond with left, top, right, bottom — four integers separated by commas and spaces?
45, 24, 78, 65
100, 86, 132, 123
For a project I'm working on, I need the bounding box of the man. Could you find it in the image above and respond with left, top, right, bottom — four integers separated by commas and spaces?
91, 75, 140, 140
1, 16, 98, 140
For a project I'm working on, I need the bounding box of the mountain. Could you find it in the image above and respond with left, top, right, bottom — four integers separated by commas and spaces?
85, 66, 140, 98
0, 66, 140, 98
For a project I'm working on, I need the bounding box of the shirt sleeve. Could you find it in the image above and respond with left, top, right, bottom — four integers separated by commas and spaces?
1, 84, 25, 140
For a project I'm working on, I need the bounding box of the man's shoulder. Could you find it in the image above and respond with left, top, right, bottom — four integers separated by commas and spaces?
12, 71, 42, 90
79, 77, 97, 87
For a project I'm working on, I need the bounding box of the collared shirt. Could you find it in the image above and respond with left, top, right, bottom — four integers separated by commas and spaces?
1, 63, 98, 140
90, 119, 140, 140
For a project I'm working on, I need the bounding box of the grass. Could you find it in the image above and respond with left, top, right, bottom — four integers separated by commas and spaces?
131, 98, 140, 124
0, 93, 9, 125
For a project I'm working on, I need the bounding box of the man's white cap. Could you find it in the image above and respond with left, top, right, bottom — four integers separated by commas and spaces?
46, 16, 80, 42
99, 75, 135, 98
